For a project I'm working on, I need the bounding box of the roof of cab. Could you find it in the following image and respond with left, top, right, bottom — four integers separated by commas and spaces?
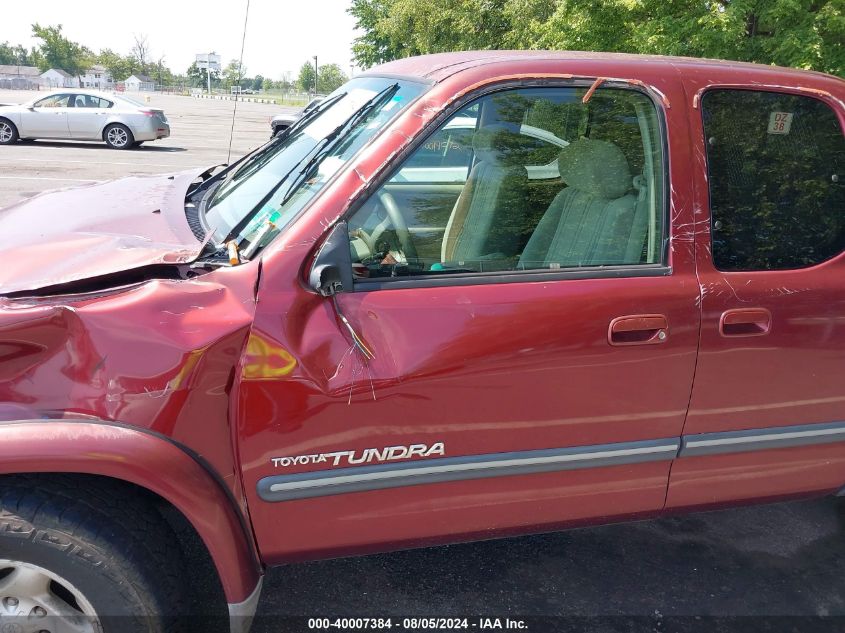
363, 50, 844, 87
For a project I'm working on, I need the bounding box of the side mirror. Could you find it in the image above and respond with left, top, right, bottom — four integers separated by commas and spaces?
309, 221, 353, 297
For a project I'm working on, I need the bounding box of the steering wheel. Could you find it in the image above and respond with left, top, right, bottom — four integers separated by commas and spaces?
377, 190, 419, 261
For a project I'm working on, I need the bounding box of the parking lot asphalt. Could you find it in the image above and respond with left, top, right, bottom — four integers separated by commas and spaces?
1, 89, 843, 633
252, 497, 845, 632
0, 89, 292, 209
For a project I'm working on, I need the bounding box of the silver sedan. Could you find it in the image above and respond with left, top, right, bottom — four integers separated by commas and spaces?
0, 90, 170, 149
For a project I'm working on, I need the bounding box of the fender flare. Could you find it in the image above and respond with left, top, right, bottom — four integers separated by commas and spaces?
0, 419, 262, 604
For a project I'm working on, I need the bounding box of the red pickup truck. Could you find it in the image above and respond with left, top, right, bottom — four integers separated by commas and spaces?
0, 51, 843, 633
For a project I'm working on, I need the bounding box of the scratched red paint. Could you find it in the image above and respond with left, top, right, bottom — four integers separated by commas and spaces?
0, 51, 843, 605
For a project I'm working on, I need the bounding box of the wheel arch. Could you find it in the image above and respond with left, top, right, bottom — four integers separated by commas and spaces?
0, 116, 19, 136
101, 120, 133, 141
0, 419, 263, 604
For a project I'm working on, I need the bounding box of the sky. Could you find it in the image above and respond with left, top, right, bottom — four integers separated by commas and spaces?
3, 0, 360, 79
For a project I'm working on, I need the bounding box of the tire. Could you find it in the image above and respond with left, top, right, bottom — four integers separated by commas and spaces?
273, 125, 288, 138
0, 118, 19, 145
103, 124, 134, 149
0, 475, 189, 633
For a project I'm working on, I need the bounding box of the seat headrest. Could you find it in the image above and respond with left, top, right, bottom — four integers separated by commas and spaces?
471, 127, 504, 164
558, 138, 632, 199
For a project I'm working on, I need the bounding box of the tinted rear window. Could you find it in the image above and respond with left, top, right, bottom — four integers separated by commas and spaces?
702, 89, 845, 271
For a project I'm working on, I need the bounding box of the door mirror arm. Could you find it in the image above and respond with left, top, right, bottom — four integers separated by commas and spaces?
309, 221, 354, 297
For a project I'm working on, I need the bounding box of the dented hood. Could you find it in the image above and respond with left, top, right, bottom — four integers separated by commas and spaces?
0, 168, 208, 295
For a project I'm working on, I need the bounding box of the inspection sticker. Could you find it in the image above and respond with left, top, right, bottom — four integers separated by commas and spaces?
768, 111, 793, 135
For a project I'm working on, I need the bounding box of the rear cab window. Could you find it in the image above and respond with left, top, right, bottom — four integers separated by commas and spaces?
701, 89, 845, 270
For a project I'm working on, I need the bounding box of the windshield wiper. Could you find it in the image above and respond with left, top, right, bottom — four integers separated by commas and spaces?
223, 84, 400, 246
263, 84, 401, 212
274, 91, 347, 143
197, 91, 348, 211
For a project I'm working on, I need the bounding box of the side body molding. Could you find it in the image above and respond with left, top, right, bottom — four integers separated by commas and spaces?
0, 420, 262, 605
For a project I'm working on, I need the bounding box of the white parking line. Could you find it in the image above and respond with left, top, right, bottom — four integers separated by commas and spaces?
0, 176, 100, 182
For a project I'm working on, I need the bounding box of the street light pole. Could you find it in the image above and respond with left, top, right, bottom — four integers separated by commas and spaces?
313, 55, 318, 98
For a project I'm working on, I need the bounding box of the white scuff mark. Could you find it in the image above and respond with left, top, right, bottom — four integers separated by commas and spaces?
330, 344, 356, 383
143, 386, 170, 399
723, 277, 752, 303
339, 344, 377, 405
773, 286, 809, 297
347, 350, 358, 405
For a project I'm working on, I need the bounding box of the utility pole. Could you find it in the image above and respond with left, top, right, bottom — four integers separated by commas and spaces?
312, 55, 318, 98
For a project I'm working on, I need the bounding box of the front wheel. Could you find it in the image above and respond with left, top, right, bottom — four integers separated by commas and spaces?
0, 475, 189, 632
103, 124, 134, 149
0, 119, 19, 145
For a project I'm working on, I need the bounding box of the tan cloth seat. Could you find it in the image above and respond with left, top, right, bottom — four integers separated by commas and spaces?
519, 138, 648, 268
441, 127, 531, 266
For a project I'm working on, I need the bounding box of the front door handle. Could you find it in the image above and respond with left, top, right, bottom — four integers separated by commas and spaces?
720, 308, 771, 337
608, 314, 669, 346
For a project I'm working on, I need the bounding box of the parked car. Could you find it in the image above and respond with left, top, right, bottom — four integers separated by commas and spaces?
268, 96, 322, 137
0, 51, 844, 633
0, 89, 170, 149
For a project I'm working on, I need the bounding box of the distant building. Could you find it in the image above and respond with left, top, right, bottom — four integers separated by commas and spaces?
0, 64, 41, 90
81, 65, 113, 90
41, 68, 80, 89
125, 74, 155, 92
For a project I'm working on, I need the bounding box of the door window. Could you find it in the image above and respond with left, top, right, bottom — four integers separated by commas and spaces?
73, 95, 112, 108
702, 89, 845, 271
347, 85, 665, 281
34, 94, 72, 108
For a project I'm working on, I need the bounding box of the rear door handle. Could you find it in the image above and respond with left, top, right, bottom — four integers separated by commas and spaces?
720, 308, 771, 337
608, 314, 669, 346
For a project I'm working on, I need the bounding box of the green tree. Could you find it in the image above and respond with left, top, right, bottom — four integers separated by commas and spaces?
348, 0, 406, 68
222, 59, 246, 88
31, 23, 91, 76
0, 42, 39, 66
96, 48, 137, 81
252, 74, 264, 91
187, 62, 219, 89
153, 58, 174, 88
348, 0, 845, 76
317, 63, 348, 93
297, 60, 317, 92
262, 77, 276, 91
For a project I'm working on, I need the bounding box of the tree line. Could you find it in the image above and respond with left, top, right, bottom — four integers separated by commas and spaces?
347, 0, 844, 76
0, 24, 349, 93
